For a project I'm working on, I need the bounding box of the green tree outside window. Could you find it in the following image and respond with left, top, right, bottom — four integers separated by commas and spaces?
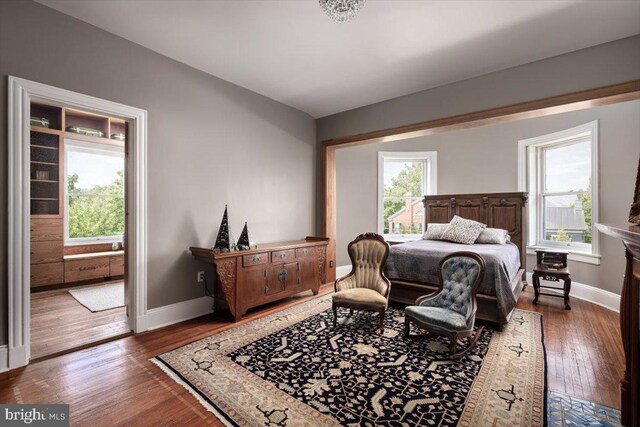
576, 179, 592, 244
68, 169, 124, 239
383, 162, 423, 233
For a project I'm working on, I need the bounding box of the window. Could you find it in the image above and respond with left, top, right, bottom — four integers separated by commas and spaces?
64, 139, 125, 244
378, 152, 437, 240
518, 121, 598, 258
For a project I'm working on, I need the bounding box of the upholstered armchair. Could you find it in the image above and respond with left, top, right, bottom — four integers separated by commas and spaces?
332, 233, 391, 332
404, 252, 486, 359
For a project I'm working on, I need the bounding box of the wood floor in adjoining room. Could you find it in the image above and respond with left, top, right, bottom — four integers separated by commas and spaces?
30, 283, 130, 359
1, 284, 623, 426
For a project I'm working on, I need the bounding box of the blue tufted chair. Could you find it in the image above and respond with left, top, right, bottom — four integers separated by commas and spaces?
333, 233, 391, 333
404, 252, 486, 359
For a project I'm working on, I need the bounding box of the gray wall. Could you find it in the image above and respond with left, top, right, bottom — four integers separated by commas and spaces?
318, 35, 640, 141
335, 100, 640, 294
0, 1, 316, 345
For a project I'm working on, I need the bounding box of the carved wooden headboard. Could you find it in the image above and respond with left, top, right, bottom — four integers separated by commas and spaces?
422, 192, 529, 269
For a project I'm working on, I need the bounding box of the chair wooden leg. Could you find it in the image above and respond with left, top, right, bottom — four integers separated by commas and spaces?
378, 309, 385, 333
449, 333, 458, 354
404, 317, 411, 337
450, 326, 484, 360
347, 308, 353, 317
332, 303, 338, 326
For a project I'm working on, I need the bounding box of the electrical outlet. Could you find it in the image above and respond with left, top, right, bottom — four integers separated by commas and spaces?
197, 271, 205, 283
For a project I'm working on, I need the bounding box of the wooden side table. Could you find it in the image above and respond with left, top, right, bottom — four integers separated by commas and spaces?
532, 250, 571, 310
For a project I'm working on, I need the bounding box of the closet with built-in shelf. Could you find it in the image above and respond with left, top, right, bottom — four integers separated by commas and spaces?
29, 102, 126, 289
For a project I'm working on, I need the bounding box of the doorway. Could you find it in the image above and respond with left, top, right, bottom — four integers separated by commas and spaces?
29, 104, 129, 359
7, 77, 148, 369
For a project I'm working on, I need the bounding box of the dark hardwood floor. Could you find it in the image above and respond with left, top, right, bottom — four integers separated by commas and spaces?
30, 282, 130, 359
0, 284, 623, 426
517, 286, 623, 408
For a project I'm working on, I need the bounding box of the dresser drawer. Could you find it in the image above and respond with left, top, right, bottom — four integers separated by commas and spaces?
30, 218, 63, 241
110, 255, 125, 276
65, 257, 110, 282
295, 247, 313, 258
271, 249, 295, 263
31, 240, 63, 264
242, 252, 268, 267
31, 262, 64, 287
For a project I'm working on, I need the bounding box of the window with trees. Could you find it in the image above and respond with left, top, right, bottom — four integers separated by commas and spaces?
519, 121, 598, 256
65, 139, 125, 244
378, 152, 437, 239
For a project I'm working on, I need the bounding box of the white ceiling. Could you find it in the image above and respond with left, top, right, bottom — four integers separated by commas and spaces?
36, 0, 640, 118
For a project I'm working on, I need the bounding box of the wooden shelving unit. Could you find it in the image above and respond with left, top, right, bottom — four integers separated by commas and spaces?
30, 104, 63, 218
29, 102, 127, 289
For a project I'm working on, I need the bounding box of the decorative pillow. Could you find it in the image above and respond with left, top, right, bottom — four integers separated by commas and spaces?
441, 216, 486, 245
475, 227, 509, 244
422, 223, 448, 240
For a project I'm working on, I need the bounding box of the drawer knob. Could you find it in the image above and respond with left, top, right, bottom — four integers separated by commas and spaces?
252, 255, 261, 263
279, 253, 286, 259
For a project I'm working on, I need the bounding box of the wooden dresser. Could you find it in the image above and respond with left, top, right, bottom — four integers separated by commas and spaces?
190, 237, 329, 322
596, 223, 639, 427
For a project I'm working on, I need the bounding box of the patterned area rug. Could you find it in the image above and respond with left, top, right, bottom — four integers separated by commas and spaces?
153, 295, 545, 426
548, 391, 622, 426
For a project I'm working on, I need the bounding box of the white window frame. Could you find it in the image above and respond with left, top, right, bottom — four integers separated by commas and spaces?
377, 151, 437, 240
518, 121, 600, 265
64, 138, 125, 245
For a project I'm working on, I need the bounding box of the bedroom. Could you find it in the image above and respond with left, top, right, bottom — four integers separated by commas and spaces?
1, 1, 639, 426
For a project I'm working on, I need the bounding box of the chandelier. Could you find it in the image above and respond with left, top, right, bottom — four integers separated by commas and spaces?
319, 0, 365, 24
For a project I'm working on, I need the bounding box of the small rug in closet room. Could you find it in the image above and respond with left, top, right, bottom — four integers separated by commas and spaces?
68, 281, 125, 312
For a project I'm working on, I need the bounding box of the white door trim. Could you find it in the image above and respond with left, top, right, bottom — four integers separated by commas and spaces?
7, 76, 148, 370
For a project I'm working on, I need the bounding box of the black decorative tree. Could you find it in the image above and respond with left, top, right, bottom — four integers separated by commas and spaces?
236, 222, 255, 250
213, 205, 235, 252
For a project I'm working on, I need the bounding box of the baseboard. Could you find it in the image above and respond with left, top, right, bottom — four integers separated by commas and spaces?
138, 296, 214, 332
525, 272, 620, 312
336, 265, 351, 280
0, 345, 7, 373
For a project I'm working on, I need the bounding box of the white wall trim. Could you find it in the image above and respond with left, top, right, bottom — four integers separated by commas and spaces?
0, 345, 8, 373
7, 76, 148, 370
377, 151, 437, 236
525, 272, 620, 312
138, 297, 214, 332
336, 265, 352, 280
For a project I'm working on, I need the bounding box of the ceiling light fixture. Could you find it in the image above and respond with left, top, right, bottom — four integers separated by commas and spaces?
319, 0, 365, 24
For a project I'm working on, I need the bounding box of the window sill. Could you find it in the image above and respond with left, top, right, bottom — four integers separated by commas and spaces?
65, 236, 123, 246
526, 246, 601, 266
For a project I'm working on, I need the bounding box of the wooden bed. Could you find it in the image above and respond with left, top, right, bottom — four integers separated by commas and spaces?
388, 191, 528, 330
